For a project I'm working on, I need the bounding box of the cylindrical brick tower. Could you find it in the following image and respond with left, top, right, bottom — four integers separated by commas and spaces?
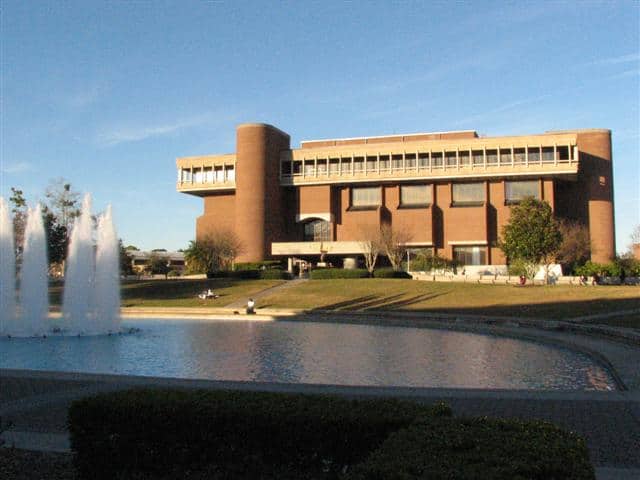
234, 123, 290, 262
576, 129, 615, 263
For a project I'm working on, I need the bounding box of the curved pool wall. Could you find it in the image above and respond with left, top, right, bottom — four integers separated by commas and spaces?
0, 319, 616, 391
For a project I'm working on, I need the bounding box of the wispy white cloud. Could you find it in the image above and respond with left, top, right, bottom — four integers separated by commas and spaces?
97, 113, 215, 146
583, 53, 640, 66
1, 162, 35, 174
454, 95, 551, 127
57, 83, 107, 109
606, 69, 640, 80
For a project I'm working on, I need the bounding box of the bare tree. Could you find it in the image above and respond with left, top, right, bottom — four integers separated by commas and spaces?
380, 224, 412, 271
555, 220, 591, 272
184, 229, 244, 274
631, 225, 640, 245
358, 225, 382, 275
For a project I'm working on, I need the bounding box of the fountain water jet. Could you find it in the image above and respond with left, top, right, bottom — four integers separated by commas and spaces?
94, 205, 121, 334
0, 198, 17, 335
62, 194, 96, 334
20, 204, 49, 336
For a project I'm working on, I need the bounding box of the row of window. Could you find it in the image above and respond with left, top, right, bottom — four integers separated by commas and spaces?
350, 180, 540, 208
179, 166, 235, 184
282, 146, 572, 176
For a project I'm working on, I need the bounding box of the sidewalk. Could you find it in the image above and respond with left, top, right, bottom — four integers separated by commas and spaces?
1, 368, 639, 479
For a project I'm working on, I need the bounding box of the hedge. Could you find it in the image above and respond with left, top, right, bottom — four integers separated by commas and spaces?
310, 268, 370, 279
372, 268, 412, 279
68, 389, 450, 479
206, 269, 290, 280
346, 416, 595, 480
234, 261, 283, 271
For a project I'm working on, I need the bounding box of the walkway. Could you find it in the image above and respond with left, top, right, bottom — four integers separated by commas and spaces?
1, 369, 639, 479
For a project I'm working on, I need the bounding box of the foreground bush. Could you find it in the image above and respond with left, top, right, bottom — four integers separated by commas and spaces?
68, 389, 450, 479
372, 268, 411, 279
234, 260, 283, 271
310, 268, 369, 279
347, 417, 595, 480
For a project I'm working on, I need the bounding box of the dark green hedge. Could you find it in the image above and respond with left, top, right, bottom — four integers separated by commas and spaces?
346, 416, 595, 480
310, 268, 369, 279
372, 268, 412, 279
235, 261, 283, 271
68, 389, 450, 479
205, 269, 290, 280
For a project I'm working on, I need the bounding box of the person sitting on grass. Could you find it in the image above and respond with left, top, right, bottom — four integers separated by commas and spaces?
246, 298, 255, 314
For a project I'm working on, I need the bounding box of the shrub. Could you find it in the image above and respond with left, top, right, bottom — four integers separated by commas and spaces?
234, 260, 283, 271
259, 269, 291, 280
68, 389, 450, 479
166, 269, 180, 277
575, 261, 621, 278
310, 268, 369, 279
507, 257, 538, 280
347, 417, 595, 480
373, 268, 411, 279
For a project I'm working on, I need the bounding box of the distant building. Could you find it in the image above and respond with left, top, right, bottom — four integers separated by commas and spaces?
128, 251, 185, 274
176, 123, 615, 268
633, 244, 640, 261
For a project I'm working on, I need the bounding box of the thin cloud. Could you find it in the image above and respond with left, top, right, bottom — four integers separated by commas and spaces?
97, 114, 213, 146
1, 162, 35, 174
606, 69, 640, 80
57, 83, 107, 109
583, 53, 640, 66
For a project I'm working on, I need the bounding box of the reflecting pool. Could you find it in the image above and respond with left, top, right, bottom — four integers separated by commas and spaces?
0, 319, 616, 390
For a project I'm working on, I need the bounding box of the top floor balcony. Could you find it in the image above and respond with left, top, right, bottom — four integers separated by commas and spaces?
176, 154, 236, 196
280, 133, 579, 186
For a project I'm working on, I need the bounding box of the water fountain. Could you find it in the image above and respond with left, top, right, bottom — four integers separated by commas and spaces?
0, 198, 17, 335
0, 194, 121, 337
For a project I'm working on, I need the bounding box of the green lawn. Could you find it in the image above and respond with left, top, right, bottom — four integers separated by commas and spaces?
258, 279, 640, 324
48, 278, 284, 308
46, 278, 639, 327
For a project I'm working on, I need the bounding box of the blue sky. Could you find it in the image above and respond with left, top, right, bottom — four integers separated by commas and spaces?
1, 1, 638, 253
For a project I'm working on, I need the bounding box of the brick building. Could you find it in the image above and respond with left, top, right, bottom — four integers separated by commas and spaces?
176, 124, 615, 269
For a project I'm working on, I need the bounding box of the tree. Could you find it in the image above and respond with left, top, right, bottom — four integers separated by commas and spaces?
9, 187, 27, 257
44, 178, 80, 233
500, 197, 562, 284
358, 225, 382, 275
379, 224, 412, 272
119, 240, 134, 276
555, 220, 591, 274
148, 253, 170, 278
184, 230, 243, 274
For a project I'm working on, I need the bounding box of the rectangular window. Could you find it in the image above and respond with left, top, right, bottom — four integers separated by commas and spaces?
304, 160, 315, 176
354, 156, 364, 173
392, 154, 403, 170
486, 150, 498, 165
500, 149, 512, 165
317, 159, 327, 175
214, 166, 224, 183
459, 151, 470, 166
453, 246, 486, 266
329, 158, 339, 175
431, 152, 443, 167
418, 152, 429, 169
366, 156, 377, 171
527, 147, 540, 163
204, 167, 213, 183
351, 187, 381, 208
405, 153, 416, 169
472, 150, 484, 166
542, 147, 555, 162
452, 182, 484, 206
225, 166, 235, 182
193, 168, 203, 183
513, 148, 526, 164
505, 180, 540, 203
400, 185, 431, 207
379, 155, 390, 171
445, 151, 457, 167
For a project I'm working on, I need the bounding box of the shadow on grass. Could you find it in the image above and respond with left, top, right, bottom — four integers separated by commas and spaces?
309, 291, 451, 312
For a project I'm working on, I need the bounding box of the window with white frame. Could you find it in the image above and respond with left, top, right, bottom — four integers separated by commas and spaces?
453, 246, 486, 266
351, 186, 381, 208
452, 182, 484, 205
505, 180, 539, 203
400, 185, 432, 207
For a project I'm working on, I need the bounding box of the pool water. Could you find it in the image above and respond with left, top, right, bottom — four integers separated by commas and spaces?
0, 318, 616, 390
